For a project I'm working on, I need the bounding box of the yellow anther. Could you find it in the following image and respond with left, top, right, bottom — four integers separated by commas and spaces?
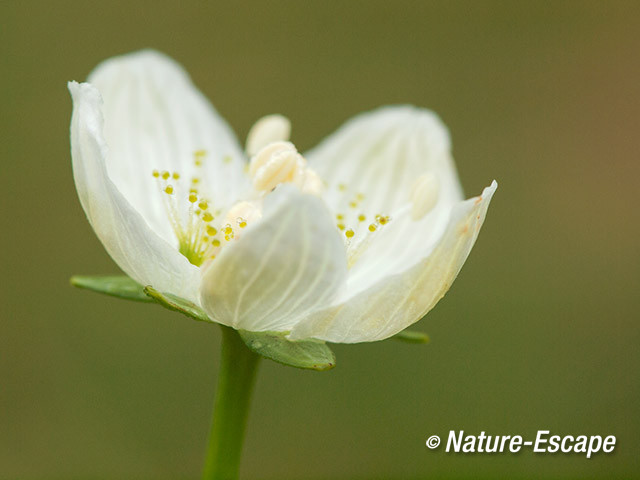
151, 161, 262, 268
223, 155, 233, 164
356, 193, 365, 201
337, 224, 345, 231
379, 216, 389, 225
195, 159, 203, 167
194, 149, 207, 157
345, 229, 355, 238
336, 214, 344, 220
358, 214, 366, 222
368, 224, 377, 232
338, 183, 347, 192
349, 201, 357, 208
222, 201, 262, 237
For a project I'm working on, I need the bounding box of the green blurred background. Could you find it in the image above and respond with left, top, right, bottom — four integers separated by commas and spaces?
1, 1, 639, 479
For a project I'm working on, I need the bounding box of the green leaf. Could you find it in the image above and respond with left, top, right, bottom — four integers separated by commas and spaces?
143, 286, 212, 323
393, 330, 430, 344
238, 330, 336, 371
70, 275, 152, 302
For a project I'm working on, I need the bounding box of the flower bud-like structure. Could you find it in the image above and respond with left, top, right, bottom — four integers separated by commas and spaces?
245, 114, 291, 157
249, 141, 305, 192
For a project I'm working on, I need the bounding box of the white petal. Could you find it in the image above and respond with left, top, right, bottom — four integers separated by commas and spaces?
307, 105, 464, 217
306, 106, 466, 294
289, 181, 497, 343
199, 186, 347, 332
86, 50, 249, 244
69, 81, 201, 302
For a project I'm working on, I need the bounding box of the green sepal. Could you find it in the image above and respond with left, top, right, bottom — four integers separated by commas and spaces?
238, 330, 336, 371
392, 329, 430, 344
143, 286, 212, 323
70, 275, 152, 302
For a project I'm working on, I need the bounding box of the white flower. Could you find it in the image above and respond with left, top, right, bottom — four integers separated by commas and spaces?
69, 50, 496, 344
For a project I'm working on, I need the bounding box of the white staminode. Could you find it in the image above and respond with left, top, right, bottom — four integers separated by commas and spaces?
248, 141, 324, 195
249, 141, 305, 192
245, 114, 291, 157
410, 173, 440, 220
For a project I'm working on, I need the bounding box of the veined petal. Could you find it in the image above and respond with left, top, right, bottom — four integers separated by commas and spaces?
307, 105, 464, 218
86, 50, 249, 244
289, 181, 497, 343
199, 186, 348, 332
307, 106, 466, 293
69, 81, 200, 302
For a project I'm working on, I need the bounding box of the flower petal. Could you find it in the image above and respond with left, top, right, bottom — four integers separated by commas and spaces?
199, 186, 348, 332
69, 81, 200, 302
307, 106, 467, 296
86, 50, 249, 244
307, 105, 464, 218
289, 181, 497, 343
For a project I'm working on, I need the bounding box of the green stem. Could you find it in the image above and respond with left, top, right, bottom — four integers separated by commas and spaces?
202, 326, 260, 480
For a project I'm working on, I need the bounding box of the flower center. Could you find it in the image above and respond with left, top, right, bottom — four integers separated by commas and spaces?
152, 150, 247, 267
150, 116, 435, 270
